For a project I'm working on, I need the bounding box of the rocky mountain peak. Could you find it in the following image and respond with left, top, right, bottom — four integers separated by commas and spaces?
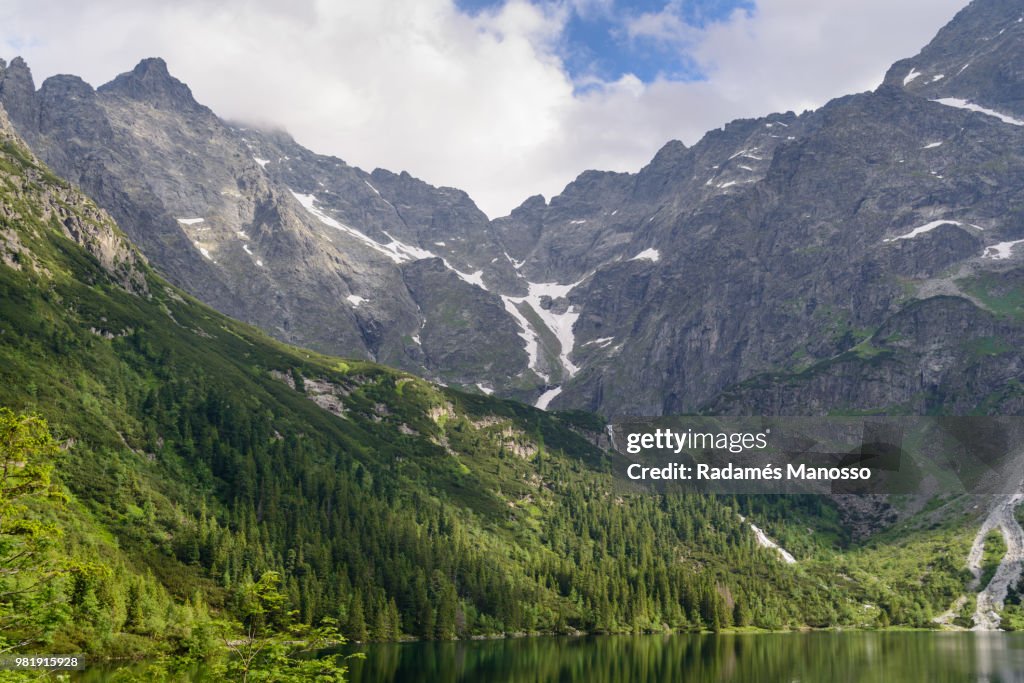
0, 56, 37, 129
512, 194, 548, 214
97, 57, 204, 112
633, 138, 695, 200
2, 56, 33, 80
39, 73, 95, 98
884, 0, 1024, 117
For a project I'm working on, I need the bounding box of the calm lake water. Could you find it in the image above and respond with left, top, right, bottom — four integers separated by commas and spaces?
345, 632, 1024, 683
72, 632, 1024, 682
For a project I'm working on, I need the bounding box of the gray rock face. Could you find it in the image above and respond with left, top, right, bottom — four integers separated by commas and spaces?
558, 82, 1024, 416
884, 0, 1024, 118
401, 257, 528, 395
0, 102, 148, 294
476, 0, 1024, 417
0, 56, 539, 396
0, 57, 37, 130
98, 58, 207, 113
4, 0, 1024, 417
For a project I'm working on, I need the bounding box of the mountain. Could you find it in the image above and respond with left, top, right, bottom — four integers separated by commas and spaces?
494, 0, 1024, 416
0, 56, 537, 402
3, 97, 979, 656
883, 0, 1024, 117
12, 2, 1024, 663
4, 0, 1024, 420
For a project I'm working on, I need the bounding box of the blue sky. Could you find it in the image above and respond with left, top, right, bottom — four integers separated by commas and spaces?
456, 0, 754, 84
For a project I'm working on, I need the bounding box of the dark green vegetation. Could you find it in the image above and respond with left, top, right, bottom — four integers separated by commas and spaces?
0, 113, 989, 681
1003, 584, 1024, 631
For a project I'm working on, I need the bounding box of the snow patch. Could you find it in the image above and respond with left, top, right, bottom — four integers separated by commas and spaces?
526, 281, 582, 376
476, 383, 494, 396
504, 251, 526, 270
444, 262, 486, 289
903, 68, 921, 85
529, 280, 580, 300
983, 239, 1024, 260
535, 386, 562, 410
583, 337, 615, 348
922, 141, 943, 149
193, 242, 212, 260
630, 248, 661, 262
244, 243, 264, 267
346, 295, 367, 307
177, 217, 205, 225
501, 277, 587, 380
291, 190, 438, 265
932, 98, 1024, 126
253, 157, 269, 168
569, 219, 587, 225
384, 234, 436, 261
501, 297, 544, 379
931, 74, 945, 82
728, 149, 762, 161
883, 220, 963, 242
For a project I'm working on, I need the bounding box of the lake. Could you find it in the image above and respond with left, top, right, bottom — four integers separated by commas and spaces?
345, 632, 1024, 683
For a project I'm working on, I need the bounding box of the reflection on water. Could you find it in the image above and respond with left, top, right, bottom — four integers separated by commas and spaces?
345, 632, 1024, 683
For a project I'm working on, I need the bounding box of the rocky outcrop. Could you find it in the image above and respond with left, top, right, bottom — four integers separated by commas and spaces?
0, 103, 148, 293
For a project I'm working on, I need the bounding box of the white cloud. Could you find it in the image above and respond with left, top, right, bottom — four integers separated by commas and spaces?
626, 3, 702, 44
0, 0, 967, 217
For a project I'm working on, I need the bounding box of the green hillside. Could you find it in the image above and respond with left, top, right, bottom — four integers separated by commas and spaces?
0, 111, 980, 676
